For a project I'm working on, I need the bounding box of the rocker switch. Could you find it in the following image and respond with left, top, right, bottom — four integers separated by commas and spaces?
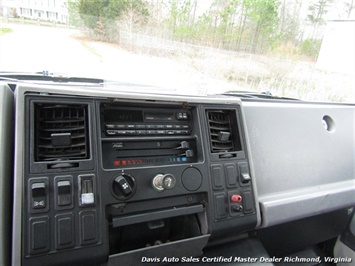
31, 182, 46, 209
57, 180, 72, 206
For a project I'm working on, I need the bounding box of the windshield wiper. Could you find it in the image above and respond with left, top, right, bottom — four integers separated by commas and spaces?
221, 90, 300, 101
0, 71, 104, 84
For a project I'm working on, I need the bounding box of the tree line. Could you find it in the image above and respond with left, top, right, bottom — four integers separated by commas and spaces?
68, 0, 353, 59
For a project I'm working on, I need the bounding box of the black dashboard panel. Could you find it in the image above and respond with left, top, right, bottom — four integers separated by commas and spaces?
13, 86, 258, 266
11, 84, 354, 266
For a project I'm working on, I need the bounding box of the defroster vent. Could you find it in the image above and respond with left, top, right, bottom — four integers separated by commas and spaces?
34, 103, 89, 162
206, 110, 241, 153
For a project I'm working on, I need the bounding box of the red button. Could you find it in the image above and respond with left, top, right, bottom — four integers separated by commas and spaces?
231, 194, 242, 203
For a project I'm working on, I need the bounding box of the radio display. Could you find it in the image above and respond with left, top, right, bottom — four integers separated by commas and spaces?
104, 110, 143, 122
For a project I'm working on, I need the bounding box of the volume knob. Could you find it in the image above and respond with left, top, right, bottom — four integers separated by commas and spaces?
152, 174, 176, 191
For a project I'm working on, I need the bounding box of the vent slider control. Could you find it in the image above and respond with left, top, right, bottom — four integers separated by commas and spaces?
51, 133, 72, 147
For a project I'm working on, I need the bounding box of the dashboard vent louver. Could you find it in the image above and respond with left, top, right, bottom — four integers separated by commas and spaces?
34, 103, 89, 162
207, 110, 234, 153
206, 109, 242, 154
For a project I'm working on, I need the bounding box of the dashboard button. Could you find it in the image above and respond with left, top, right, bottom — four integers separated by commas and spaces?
230, 194, 243, 203
106, 130, 118, 135
31, 182, 46, 209
57, 180, 71, 206
214, 193, 227, 219
106, 124, 115, 129
137, 130, 147, 135
126, 130, 136, 135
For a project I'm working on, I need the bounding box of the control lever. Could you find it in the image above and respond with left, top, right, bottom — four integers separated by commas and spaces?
179, 141, 190, 149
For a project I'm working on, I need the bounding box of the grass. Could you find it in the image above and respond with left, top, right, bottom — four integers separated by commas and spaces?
0, 27, 13, 35
113, 31, 353, 102
182, 50, 354, 102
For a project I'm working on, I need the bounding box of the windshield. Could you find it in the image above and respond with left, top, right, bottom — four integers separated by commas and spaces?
0, 0, 354, 102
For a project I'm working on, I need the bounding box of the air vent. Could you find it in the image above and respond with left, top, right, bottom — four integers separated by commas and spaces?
34, 103, 89, 162
206, 110, 241, 153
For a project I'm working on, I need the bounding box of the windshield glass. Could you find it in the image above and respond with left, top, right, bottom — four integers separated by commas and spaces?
0, 0, 354, 101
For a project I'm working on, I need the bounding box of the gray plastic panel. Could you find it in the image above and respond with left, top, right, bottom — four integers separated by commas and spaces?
242, 101, 355, 227
0, 84, 14, 266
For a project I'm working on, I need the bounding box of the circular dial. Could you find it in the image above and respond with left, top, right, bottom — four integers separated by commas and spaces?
111, 173, 136, 200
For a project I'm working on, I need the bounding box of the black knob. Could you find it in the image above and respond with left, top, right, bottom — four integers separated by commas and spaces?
114, 176, 133, 196
112, 174, 135, 200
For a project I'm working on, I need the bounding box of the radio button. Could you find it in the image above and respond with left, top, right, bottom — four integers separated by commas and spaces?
157, 130, 166, 135
106, 124, 115, 129
126, 130, 136, 135
106, 130, 118, 135
177, 112, 188, 120
137, 130, 147, 135
116, 130, 127, 135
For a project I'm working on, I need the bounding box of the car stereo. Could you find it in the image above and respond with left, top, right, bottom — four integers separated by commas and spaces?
100, 103, 198, 168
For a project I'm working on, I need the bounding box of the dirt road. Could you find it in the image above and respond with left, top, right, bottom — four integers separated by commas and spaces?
0, 23, 227, 95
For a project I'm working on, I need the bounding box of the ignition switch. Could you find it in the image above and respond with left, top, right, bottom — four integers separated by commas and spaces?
152, 174, 176, 191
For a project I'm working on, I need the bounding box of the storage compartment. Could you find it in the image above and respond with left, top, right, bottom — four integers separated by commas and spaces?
108, 213, 204, 254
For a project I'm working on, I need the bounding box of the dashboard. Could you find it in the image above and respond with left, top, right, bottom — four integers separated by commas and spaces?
1, 82, 354, 265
